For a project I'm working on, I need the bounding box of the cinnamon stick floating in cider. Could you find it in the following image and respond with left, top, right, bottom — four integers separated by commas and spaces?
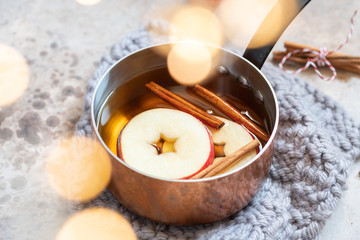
191, 139, 259, 179
145, 81, 224, 129
193, 85, 270, 141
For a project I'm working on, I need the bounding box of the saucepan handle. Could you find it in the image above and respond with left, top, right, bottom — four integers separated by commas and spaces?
242, 0, 311, 69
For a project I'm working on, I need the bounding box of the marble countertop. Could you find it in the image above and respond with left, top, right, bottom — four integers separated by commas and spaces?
1, 0, 359, 239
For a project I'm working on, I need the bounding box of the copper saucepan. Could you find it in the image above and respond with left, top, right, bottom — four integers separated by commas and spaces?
90, 0, 310, 225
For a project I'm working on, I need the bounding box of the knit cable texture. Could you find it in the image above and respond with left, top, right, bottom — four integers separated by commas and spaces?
75, 20, 360, 240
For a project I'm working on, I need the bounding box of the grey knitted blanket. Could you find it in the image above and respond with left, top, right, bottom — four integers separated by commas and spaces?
75, 21, 360, 240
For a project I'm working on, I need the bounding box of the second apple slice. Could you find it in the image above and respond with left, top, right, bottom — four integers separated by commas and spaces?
210, 117, 258, 175
118, 108, 215, 179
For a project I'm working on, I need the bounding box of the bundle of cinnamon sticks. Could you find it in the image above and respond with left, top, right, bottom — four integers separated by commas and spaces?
273, 41, 360, 74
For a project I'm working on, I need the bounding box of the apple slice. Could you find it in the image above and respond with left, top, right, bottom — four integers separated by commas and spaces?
117, 108, 214, 179
210, 116, 258, 175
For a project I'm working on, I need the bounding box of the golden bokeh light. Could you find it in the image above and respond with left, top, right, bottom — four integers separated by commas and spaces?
0, 44, 29, 106
57, 207, 137, 240
218, 0, 279, 48
46, 136, 111, 202
190, 0, 223, 10
247, 0, 298, 49
170, 6, 223, 47
75, 0, 101, 6
147, 5, 224, 85
167, 42, 212, 86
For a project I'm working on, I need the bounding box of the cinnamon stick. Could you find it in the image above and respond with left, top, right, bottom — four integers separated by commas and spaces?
273, 50, 360, 62
191, 139, 259, 179
145, 81, 225, 129
273, 52, 307, 64
284, 41, 352, 58
193, 85, 270, 141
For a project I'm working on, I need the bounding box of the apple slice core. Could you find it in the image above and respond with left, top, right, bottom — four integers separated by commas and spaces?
118, 108, 214, 179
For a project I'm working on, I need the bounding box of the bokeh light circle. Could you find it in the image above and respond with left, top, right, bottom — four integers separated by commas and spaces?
170, 6, 223, 47
46, 136, 111, 202
57, 207, 137, 240
0, 44, 29, 106
75, 0, 101, 6
168, 42, 212, 86
218, 0, 279, 48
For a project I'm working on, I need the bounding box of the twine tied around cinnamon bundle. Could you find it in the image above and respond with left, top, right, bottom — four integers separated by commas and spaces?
273, 10, 359, 81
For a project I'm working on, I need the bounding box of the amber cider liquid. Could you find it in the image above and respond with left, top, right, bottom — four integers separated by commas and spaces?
98, 67, 270, 156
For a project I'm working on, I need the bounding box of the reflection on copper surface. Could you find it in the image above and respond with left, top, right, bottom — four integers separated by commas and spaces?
0, 44, 29, 106
56, 207, 137, 240
46, 136, 111, 202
